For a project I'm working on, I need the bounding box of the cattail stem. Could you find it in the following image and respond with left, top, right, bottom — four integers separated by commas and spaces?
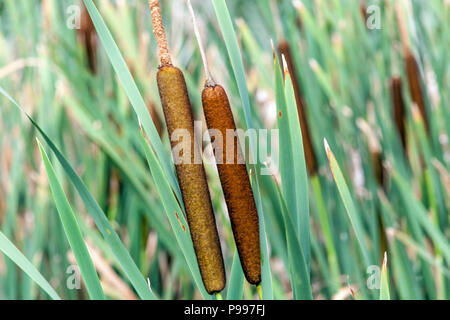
186, 0, 215, 87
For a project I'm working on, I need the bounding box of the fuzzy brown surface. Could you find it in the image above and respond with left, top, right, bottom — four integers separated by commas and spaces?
157, 66, 225, 294
390, 76, 407, 151
278, 41, 318, 175
404, 49, 428, 133
202, 85, 261, 285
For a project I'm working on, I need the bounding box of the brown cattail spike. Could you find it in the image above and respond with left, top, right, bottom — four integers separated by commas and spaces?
186, 0, 260, 285
278, 41, 317, 175
390, 76, 407, 151
157, 66, 225, 294
202, 85, 261, 285
404, 49, 429, 133
78, 2, 97, 73
150, 0, 225, 294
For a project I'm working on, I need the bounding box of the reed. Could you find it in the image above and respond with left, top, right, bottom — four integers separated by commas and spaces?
149, 0, 225, 294
187, 0, 261, 286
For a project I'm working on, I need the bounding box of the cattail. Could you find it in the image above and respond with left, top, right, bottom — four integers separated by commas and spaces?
371, 150, 385, 188
278, 41, 317, 176
395, 2, 429, 133
390, 76, 407, 151
404, 49, 428, 133
186, 0, 261, 285
78, 2, 98, 74
149, 0, 225, 294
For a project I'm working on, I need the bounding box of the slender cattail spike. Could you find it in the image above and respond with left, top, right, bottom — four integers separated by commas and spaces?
202, 85, 261, 285
149, 0, 172, 67
185, 0, 215, 87
390, 76, 407, 151
78, 2, 97, 73
278, 40, 318, 175
149, 0, 225, 294
404, 49, 429, 133
187, 0, 261, 285
395, 1, 429, 133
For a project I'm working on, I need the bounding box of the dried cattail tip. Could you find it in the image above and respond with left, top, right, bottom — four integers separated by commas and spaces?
149, 0, 172, 67
202, 85, 261, 285
390, 76, 407, 151
157, 66, 226, 294
278, 40, 318, 175
404, 49, 429, 133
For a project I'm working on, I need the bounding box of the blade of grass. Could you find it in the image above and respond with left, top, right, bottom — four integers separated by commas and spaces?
0, 231, 60, 300
284, 68, 310, 269
37, 139, 104, 300
273, 179, 312, 299
82, 0, 182, 204
324, 139, 371, 266
226, 250, 245, 300
380, 252, 390, 300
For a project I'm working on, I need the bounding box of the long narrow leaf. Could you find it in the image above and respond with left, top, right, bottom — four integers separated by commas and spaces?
0, 231, 60, 300
0, 86, 156, 300
38, 140, 104, 300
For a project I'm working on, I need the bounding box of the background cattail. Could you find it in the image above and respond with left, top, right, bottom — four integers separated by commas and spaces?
390, 76, 407, 152
395, 2, 429, 134
404, 49, 428, 133
149, 0, 225, 294
278, 41, 317, 176
78, 2, 98, 74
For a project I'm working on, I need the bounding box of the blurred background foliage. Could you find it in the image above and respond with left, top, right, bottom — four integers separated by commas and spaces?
0, 0, 448, 300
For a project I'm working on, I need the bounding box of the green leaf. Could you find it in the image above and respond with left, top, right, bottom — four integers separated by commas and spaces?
324, 139, 371, 266
284, 70, 310, 268
37, 139, 104, 300
226, 250, 244, 300
0, 231, 60, 300
82, 0, 182, 204
380, 252, 390, 300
